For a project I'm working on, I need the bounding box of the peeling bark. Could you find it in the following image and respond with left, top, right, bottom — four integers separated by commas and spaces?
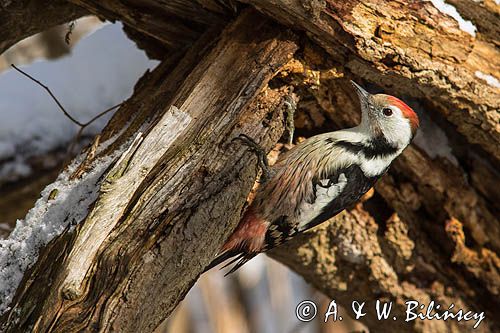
0, 0, 88, 54
242, 0, 500, 163
269, 55, 499, 332
0, 10, 298, 332
446, 0, 500, 47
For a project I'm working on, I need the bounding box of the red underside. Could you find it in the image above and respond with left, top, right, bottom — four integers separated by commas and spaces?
222, 207, 267, 253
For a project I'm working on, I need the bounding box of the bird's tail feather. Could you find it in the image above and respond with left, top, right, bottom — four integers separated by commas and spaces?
223, 253, 256, 276
203, 250, 239, 273
203, 251, 257, 276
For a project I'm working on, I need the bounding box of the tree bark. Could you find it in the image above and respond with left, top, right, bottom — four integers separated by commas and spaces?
0, 1, 498, 333
445, 0, 500, 46
243, 0, 500, 161
66, 0, 235, 57
0, 10, 298, 332
269, 72, 499, 333
0, 0, 88, 54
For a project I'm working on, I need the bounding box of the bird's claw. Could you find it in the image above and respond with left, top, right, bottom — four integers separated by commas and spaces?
233, 134, 271, 182
232, 133, 255, 145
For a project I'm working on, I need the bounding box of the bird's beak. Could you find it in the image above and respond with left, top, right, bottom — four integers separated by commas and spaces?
350, 81, 374, 128
350, 80, 370, 103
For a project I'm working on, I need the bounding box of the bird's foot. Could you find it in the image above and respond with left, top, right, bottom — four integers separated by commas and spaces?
232, 134, 271, 182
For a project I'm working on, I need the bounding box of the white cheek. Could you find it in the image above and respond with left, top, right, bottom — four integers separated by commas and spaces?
389, 119, 411, 144
392, 106, 402, 115
379, 107, 412, 147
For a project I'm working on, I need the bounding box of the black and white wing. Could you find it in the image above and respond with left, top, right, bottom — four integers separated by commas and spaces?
263, 164, 378, 250
299, 164, 378, 232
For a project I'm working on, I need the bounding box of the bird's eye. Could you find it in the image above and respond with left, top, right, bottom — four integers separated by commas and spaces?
382, 108, 393, 116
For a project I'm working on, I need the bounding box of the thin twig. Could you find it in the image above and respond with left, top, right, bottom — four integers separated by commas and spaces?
11, 64, 84, 126
65, 21, 76, 45
81, 102, 122, 127
67, 102, 122, 158
11, 63, 124, 158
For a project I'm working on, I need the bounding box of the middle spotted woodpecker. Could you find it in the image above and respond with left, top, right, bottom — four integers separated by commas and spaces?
206, 81, 419, 274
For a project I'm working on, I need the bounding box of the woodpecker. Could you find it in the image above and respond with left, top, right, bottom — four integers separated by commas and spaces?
206, 81, 419, 274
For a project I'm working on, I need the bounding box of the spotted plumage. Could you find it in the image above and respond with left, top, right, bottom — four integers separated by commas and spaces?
205, 81, 419, 274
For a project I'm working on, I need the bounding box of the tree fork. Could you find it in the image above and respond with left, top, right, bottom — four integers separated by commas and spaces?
0, 10, 298, 332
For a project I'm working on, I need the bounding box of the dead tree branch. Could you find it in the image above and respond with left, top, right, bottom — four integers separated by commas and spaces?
0, 10, 298, 332
0, 0, 88, 55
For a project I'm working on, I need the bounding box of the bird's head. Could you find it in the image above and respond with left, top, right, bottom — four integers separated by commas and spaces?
351, 81, 419, 148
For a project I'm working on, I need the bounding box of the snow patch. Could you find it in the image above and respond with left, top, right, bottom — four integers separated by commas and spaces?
0, 142, 15, 160
0, 146, 124, 315
413, 103, 459, 166
429, 0, 477, 36
475, 71, 500, 88
0, 22, 158, 183
0, 157, 32, 182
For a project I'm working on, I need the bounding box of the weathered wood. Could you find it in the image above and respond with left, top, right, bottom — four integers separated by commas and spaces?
0, 10, 297, 332
30, 0, 496, 164
242, 0, 500, 163
268, 63, 499, 332
446, 0, 500, 46
66, 0, 233, 51
0, 0, 88, 55
58, 0, 499, 163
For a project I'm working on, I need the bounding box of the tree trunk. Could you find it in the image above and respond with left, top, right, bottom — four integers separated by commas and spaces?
0, 1, 498, 333
0, 0, 88, 54
0, 9, 298, 332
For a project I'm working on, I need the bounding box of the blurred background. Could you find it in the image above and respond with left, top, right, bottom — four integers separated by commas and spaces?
0, 17, 366, 333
